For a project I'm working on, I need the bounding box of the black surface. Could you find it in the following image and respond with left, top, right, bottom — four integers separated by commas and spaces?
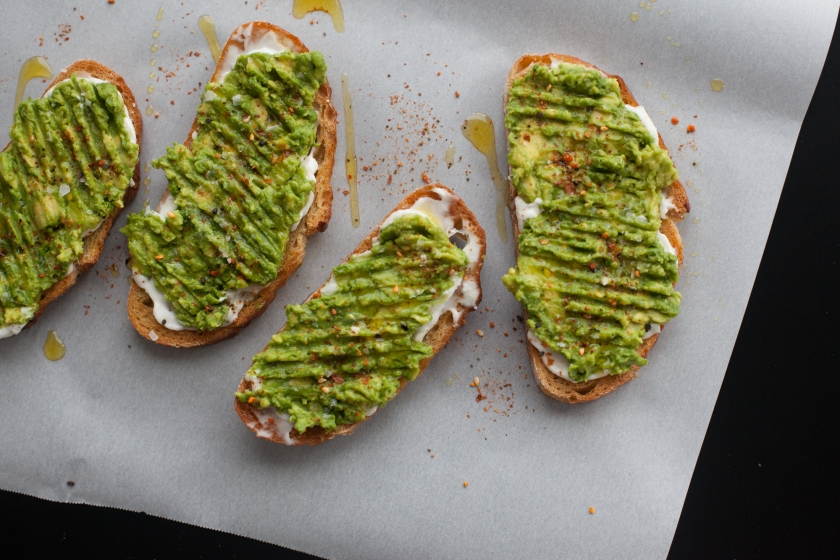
667, 11, 840, 560
2, 18, 839, 560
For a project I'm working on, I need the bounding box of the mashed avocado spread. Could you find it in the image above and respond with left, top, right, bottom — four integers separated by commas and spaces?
502, 62, 681, 382
122, 51, 325, 331
0, 76, 138, 335
236, 213, 469, 434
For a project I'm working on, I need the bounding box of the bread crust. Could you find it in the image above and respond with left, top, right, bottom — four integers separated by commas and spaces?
126, 22, 336, 347
504, 54, 688, 403
235, 184, 487, 445
3, 60, 143, 330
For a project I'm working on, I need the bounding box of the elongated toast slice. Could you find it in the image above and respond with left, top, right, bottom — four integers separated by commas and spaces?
504, 54, 689, 403
235, 185, 486, 445
0, 60, 141, 339
125, 21, 336, 347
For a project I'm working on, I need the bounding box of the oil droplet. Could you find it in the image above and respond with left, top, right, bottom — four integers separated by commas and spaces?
110, 263, 120, 278
144, 162, 152, 173
156, 7, 164, 21
14, 56, 53, 110
630, 12, 640, 22
292, 0, 346, 33
150, 59, 156, 66
461, 114, 509, 242
153, 30, 160, 38
149, 72, 155, 80
44, 331, 66, 361
444, 143, 456, 168
341, 73, 360, 228
661, 92, 669, 100
646, 81, 653, 89
147, 84, 155, 94
711, 79, 725, 92
146, 106, 154, 116
151, 44, 159, 53
197, 15, 222, 63
144, 177, 151, 186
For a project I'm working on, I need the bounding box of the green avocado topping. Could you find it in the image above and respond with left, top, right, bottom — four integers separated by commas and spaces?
502, 62, 682, 382
122, 51, 326, 331
0, 75, 138, 332
236, 213, 470, 434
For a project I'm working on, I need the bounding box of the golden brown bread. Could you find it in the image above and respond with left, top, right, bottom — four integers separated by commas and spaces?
7, 60, 143, 329
127, 21, 337, 347
504, 54, 689, 404
235, 184, 487, 445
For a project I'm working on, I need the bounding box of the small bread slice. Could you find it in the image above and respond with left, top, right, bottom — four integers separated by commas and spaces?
5, 60, 142, 330
505, 54, 689, 404
235, 184, 487, 445
126, 22, 336, 347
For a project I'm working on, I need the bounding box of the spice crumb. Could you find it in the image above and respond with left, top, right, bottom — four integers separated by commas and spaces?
589, 506, 595, 514
671, 116, 679, 125
476, 329, 484, 337
463, 481, 469, 488
686, 124, 696, 133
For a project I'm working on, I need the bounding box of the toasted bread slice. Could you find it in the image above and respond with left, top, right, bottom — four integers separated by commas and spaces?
235, 184, 487, 445
505, 54, 688, 404
126, 22, 337, 347
3, 60, 142, 332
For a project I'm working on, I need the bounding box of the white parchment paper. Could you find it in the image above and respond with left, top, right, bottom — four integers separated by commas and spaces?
1, 1, 836, 558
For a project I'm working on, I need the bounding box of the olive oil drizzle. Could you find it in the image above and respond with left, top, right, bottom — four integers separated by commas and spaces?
292, 0, 346, 33
444, 143, 456, 168
341, 73, 360, 228
14, 57, 53, 111
197, 15, 222, 63
461, 113, 509, 242
44, 330, 66, 361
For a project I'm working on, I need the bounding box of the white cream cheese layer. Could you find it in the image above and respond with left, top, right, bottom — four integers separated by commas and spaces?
0, 312, 33, 340
643, 323, 662, 340
215, 23, 293, 82
656, 231, 677, 256
624, 104, 659, 144
132, 272, 190, 331
139, 37, 321, 332
514, 196, 542, 232
659, 195, 677, 219
526, 330, 609, 383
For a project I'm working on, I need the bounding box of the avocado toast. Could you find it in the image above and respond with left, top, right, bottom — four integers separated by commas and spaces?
0, 60, 141, 340
123, 22, 336, 347
503, 54, 689, 403
235, 185, 486, 445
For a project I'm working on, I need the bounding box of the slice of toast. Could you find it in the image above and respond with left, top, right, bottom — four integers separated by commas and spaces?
126, 21, 337, 347
504, 54, 689, 404
4, 60, 142, 331
235, 184, 487, 445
